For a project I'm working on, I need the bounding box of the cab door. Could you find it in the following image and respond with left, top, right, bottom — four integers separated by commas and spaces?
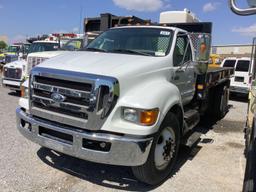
171, 33, 196, 105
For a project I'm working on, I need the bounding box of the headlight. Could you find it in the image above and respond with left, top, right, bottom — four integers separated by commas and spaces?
123, 108, 139, 122
21, 85, 29, 98
122, 107, 159, 126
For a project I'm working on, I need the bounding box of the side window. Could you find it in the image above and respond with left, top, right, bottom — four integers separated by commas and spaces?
173, 34, 192, 66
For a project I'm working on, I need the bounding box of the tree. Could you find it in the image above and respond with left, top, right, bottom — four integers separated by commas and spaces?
0, 41, 7, 50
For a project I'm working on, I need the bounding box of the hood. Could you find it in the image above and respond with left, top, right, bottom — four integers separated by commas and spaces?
4, 59, 26, 69
38, 51, 166, 79
28, 51, 67, 59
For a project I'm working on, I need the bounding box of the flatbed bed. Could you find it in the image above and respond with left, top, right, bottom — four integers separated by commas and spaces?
206, 67, 234, 87
195, 67, 234, 100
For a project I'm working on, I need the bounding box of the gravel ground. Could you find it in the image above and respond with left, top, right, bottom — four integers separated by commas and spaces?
0, 86, 247, 192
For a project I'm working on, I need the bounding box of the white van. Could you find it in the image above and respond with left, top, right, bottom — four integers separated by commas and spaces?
221, 57, 251, 94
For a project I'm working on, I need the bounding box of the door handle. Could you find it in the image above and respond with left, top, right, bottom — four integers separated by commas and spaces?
176, 68, 185, 73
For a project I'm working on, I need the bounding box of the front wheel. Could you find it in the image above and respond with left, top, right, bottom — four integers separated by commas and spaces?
132, 112, 180, 185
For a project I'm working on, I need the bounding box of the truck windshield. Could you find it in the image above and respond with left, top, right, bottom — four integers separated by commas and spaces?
223, 60, 236, 67
86, 28, 173, 57
235, 60, 250, 72
62, 39, 83, 51
7, 46, 19, 53
28, 43, 59, 53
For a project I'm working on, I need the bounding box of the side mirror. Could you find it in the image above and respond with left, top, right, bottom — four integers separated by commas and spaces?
19, 52, 23, 58
229, 0, 256, 15
189, 33, 211, 63
248, 0, 256, 7
189, 33, 211, 74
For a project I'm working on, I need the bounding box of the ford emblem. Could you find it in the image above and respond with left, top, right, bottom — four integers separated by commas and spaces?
51, 93, 66, 103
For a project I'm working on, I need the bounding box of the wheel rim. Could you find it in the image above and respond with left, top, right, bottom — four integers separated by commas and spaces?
154, 126, 176, 171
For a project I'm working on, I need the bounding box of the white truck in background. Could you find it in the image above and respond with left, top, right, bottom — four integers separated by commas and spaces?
221, 57, 252, 95
2, 32, 95, 92
2, 41, 59, 92
17, 10, 233, 185
25, 32, 99, 76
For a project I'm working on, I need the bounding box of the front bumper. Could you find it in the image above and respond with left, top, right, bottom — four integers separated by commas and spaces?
2, 78, 22, 90
16, 108, 153, 166
230, 86, 249, 94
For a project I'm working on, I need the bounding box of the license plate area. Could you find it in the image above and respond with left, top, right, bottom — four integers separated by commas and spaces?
39, 126, 73, 145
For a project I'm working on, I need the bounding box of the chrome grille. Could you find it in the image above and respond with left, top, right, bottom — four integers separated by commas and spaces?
30, 67, 119, 130
3, 67, 22, 79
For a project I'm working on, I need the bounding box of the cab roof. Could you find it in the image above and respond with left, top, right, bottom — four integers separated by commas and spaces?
33, 40, 58, 44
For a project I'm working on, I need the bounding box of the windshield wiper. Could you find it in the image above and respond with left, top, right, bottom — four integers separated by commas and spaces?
111, 49, 152, 56
85, 47, 107, 52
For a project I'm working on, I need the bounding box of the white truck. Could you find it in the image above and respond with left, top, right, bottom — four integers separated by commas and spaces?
17, 34, 99, 91
222, 57, 252, 95
25, 33, 98, 76
2, 41, 59, 91
16, 11, 234, 185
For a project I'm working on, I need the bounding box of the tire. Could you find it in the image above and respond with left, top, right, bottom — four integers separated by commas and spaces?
211, 84, 229, 120
219, 85, 229, 118
132, 112, 180, 185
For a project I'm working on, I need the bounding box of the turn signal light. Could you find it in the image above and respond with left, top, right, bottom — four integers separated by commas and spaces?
21, 86, 29, 98
197, 84, 204, 90
140, 109, 159, 126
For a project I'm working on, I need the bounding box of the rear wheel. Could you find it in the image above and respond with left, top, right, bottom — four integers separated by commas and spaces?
132, 112, 180, 185
209, 84, 229, 120
218, 85, 229, 118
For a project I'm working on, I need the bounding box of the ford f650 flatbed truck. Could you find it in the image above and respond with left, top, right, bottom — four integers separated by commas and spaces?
16, 10, 234, 185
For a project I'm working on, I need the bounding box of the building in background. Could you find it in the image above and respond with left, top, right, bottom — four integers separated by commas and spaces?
211, 44, 253, 58
0, 35, 8, 44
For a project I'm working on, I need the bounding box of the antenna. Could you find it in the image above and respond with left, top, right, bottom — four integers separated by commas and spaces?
79, 1, 83, 34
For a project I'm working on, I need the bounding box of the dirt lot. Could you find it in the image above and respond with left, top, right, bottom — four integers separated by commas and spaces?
0, 86, 247, 192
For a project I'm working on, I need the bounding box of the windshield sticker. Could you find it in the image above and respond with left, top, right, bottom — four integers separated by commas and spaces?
160, 31, 170, 36
155, 52, 165, 56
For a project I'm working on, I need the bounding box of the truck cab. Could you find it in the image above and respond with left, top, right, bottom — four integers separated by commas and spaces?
4, 43, 30, 63
16, 10, 233, 185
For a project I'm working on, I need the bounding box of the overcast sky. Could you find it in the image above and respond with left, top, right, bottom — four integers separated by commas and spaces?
0, 0, 255, 45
